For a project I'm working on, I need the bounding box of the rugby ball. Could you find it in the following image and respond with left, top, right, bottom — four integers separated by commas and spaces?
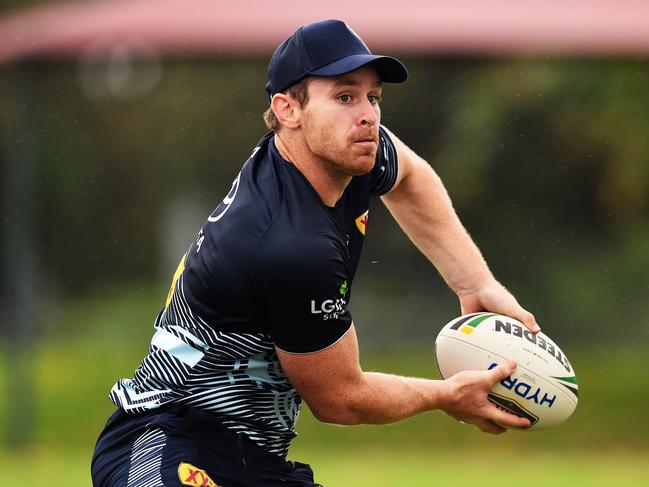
435, 312, 578, 430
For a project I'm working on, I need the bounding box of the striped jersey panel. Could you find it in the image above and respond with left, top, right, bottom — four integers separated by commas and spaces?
110, 273, 301, 457
126, 427, 166, 487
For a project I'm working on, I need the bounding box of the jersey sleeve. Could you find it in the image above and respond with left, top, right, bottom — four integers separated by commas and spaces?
250, 237, 353, 354
369, 125, 399, 196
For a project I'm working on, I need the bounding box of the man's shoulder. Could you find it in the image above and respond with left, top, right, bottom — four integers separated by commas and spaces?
205, 134, 280, 228
188, 134, 283, 270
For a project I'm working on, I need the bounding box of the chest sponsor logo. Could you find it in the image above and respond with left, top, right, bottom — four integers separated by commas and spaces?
310, 298, 347, 321
178, 462, 221, 487
355, 210, 369, 235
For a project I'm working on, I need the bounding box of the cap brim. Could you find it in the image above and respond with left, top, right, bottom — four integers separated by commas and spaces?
309, 54, 408, 83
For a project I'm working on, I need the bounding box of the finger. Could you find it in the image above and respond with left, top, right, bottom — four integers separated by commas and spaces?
501, 297, 541, 334
488, 360, 517, 383
489, 407, 532, 430
519, 310, 541, 334
476, 419, 507, 435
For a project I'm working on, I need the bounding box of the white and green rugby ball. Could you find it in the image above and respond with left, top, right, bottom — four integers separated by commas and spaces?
435, 312, 578, 430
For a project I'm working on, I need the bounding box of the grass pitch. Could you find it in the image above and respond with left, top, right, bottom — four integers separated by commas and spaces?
0, 447, 647, 486
0, 284, 647, 485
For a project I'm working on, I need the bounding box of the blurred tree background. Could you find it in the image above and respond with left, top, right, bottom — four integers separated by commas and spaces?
2, 57, 648, 343
0, 2, 648, 484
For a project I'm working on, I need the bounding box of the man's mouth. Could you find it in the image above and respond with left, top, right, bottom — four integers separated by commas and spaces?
354, 136, 378, 145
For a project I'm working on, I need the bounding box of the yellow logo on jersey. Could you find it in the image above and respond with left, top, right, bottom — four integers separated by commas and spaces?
165, 254, 186, 309
178, 462, 221, 487
355, 210, 369, 235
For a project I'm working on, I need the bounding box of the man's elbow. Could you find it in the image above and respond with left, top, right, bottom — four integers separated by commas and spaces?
308, 398, 365, 425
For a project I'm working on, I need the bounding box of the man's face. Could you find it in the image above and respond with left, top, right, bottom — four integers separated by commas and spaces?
298, 66, 382, 176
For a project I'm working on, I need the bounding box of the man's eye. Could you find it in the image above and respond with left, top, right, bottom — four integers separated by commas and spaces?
339, 95, 351, 103
369, 95, 383, 105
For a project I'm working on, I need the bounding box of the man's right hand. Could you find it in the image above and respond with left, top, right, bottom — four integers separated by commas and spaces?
438, 361, 531, 434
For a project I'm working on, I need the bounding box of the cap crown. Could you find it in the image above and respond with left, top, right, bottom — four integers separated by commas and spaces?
266, 20, 371, 96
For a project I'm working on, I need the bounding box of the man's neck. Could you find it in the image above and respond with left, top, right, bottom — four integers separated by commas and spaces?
274, 132, 351, 208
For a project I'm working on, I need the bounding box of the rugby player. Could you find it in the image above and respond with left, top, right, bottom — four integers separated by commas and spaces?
91, 19, 539, 487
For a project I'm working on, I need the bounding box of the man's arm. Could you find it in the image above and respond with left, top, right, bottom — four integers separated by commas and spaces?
380, 127, 539, 333
276, 324, 530, 433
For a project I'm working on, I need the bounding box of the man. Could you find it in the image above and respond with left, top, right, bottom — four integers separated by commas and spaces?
92, 19, 539, 487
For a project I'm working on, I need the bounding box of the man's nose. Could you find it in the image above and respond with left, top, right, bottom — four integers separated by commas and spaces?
359, 99, 378, 127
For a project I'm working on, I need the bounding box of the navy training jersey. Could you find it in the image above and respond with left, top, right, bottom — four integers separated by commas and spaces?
110, 127, 399, 457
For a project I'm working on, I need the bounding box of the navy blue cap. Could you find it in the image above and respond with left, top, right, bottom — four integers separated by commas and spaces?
266, 19, 408, 97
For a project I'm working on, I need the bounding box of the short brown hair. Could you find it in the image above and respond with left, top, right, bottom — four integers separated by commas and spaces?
263, 77, 311, 131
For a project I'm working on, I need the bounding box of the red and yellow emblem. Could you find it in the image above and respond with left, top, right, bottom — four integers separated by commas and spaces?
178, 462, 221, 487
355, 210, 369, 235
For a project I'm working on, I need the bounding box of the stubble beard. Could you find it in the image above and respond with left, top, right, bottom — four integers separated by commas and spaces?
309, 130, 378, 178
321, 142, 376, 178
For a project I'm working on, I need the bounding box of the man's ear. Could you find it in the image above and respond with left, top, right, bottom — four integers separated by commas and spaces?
271, 93, 301, 129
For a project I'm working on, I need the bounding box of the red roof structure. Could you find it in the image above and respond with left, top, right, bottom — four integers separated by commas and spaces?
2, 0, 649, 63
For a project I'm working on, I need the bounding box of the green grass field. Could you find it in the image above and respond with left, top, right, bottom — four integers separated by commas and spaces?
0, 284, 647, 485
0, 447, 647, 486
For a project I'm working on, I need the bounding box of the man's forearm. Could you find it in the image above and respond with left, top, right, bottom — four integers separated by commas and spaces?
310, 366, 529, 434
381, 155, 493, 295
312, 371, 446, 425
280, 326, 531, 432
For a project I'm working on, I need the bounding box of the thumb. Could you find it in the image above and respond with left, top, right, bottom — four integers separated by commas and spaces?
489, 360, 517, 384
